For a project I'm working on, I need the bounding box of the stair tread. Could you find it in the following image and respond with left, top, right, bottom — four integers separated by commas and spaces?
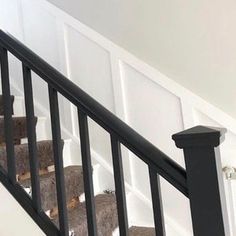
20, 165, 84, 211
0, 95, 14, 115
0, 116, 37, 143
0, 140, 55, 175
129, 226, 155, 236
52, 194, 118, 236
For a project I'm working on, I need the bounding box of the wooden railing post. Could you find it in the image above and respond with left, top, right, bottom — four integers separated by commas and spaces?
172, 126, 227, 236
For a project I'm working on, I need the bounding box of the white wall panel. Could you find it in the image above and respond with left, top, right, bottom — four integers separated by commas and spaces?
21, 0, 60, 114
21, 0, 61, 70
121, 62, 184, 165
0, 0, 22, 38
20, 0, 71, 136
65, 25, 115, 112
0, 0, 24, 95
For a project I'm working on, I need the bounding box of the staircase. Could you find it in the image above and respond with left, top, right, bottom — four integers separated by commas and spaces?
0, 29, 228, 236
0, 94, 155, 235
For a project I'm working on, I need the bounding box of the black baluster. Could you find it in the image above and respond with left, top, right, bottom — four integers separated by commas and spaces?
149, 166, 166, 236
48, 85, 69, 236
110, 134, 129, 236
78, 109, 97, 236
22, 64, 41, 212
0, 46, 16, 184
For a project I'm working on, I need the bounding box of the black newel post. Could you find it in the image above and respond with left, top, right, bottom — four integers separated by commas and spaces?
172, 126, 227, 236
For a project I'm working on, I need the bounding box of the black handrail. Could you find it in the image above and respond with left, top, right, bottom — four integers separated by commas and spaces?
0, 29, 188, 196
0, 28, 227, 236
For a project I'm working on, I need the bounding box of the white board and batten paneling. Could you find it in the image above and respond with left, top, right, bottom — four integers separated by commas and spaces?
0, 0, 236, 235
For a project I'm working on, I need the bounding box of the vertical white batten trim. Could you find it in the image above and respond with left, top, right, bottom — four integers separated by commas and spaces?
62, 24, 78, 136
180, 99, 195, 129
110, 54, 126, 120
55, 19, 72, 129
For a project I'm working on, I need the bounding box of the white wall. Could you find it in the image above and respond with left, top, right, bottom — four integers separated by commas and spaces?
1, 0, 236, 235
47, 0, 236, 120
0, 184, 44, 236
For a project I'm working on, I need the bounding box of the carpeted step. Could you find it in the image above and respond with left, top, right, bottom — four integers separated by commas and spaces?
53, 194, 118, 236
0, 95, 14, 115
20, 165, 84, 211
0, 116, 37, 144
0, 140, 55, 175
129, 226, 155, 236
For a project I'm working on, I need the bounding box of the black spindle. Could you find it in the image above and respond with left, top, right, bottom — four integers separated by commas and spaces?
149, 166, 166, 236
48, 86, 69, 236
110, 134, 129, 236
78, 109, 97, 236
22, 64, 41, 212
0, 46, 16, 184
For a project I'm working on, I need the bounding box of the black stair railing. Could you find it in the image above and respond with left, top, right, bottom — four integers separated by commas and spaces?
0, 29, 227, 236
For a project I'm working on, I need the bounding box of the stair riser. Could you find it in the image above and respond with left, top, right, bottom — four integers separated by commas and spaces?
0, 117, 37, 144
0, 140, 55, 175
20, 166, 84, 211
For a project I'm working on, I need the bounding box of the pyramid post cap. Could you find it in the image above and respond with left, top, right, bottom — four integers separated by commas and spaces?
172, 126, 226, 148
